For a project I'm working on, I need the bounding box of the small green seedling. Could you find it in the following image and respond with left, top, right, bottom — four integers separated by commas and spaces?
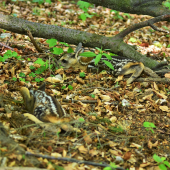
143, 122, 156, 133
153, 154, 170, 170
79, 72, 86, 78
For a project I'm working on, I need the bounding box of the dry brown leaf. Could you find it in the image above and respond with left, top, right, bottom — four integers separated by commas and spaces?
108, 141, 118, 148
159, 106, 169, 112
109, 149, 122, 156
148, 140, 153, 149
51, 152, 62, 157
115, 75, 123, 83
165, 72, 170, 78
45, 77, 62, 83
100, 95, 111, 101
83, 132, 92, 144
140, 162, 151, 168
142, 93, 153, 101
123, 152, 132, 160
0, 75, 5, 84
130, 143, 141, 148
76, 76, 85, 84
110, 116, 117, 123
153, 90, 167, 99
78, 145, 88, 154
89, 149, 99, 156
153, 82, 159, 91
152, 141, 158, 147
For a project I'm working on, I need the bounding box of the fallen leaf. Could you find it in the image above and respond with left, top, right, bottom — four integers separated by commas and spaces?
78, 145, 88, 154
159, 106, 169, 112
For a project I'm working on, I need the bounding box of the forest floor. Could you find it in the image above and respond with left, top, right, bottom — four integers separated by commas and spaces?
0, 1, 170, 170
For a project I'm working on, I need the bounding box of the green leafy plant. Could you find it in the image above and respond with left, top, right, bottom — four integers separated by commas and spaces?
77, 0, 94, 21
153, 154, 170, 170
163, 1, 170, 9
103, 162, 117, 170
143, 122, 156, 133
110, 10, 123, 20
80, 47, 114, 71
68, 85, 73, 90
79, 118, 85, 122
0, 50, 21, 62
90, 94, 95, 98
12, 77, 17, 81
61, 85, 66, 90
79, 72, 86, 78
35, 77, 45, 82
46, 38, 73, 54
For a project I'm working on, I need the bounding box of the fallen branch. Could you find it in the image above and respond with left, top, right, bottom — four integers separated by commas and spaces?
26, 151, 125, 170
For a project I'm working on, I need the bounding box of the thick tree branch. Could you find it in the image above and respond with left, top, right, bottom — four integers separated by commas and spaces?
83, 0, 170, 17
0, 14, 165, 69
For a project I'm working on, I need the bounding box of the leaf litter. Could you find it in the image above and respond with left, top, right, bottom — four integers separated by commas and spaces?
0, 1, 170, 170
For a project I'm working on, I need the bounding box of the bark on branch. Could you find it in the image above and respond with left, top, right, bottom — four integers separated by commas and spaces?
0, 12, 169, 69
83, 0, 170, 17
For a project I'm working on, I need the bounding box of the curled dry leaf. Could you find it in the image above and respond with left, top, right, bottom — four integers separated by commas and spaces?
76, 76, 85, 84
45, 77, 63, 83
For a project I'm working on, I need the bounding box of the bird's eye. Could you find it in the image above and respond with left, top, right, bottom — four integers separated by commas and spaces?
62, 59, 68, 63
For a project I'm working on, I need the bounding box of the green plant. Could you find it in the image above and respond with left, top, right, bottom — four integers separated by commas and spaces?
110, 10, 123, 20
80, 47, 114, 71
32, 7, 41, 16
0, 50, 21, 62
153, 154, 170, 170
77, 0, 94, 21
79, 72, 86, 78
103, 162, 117, 170
46, 38, 73, 54
143, 122, 156, 133
163, 1, 170, 9
68, 85, 73, 90
89, 94, 95, 98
